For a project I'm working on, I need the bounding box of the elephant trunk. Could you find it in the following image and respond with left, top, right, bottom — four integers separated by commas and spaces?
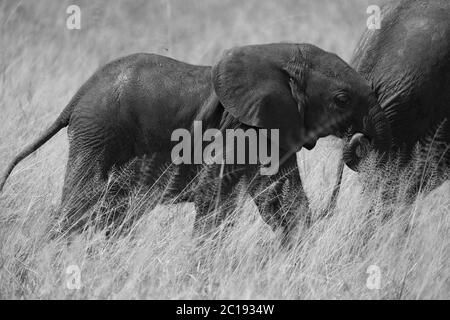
343, 103, 391, 171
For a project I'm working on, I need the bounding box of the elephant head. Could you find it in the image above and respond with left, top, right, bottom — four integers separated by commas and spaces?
211, 43, 391, 158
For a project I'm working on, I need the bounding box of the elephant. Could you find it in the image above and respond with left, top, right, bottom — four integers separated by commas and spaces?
0, 43, 391, 243
341, 0, 450, 199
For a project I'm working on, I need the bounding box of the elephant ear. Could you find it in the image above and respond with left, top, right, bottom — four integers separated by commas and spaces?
212, 44, 310, 152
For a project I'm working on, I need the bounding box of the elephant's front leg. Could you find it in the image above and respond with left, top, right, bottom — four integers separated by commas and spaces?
249, 155, 311, 247
192, 164, 244, 240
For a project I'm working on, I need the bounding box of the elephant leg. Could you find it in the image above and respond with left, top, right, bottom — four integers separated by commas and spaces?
248, 155, 310, 247
192, 164, 245, 240
97, 152, 192, 234
101, 154, 198, 235
59, 145, 107, 234
404, 136, 450, 202
156, 162, 198, 205
128, 153, 197, 206
59, 126, 137, 234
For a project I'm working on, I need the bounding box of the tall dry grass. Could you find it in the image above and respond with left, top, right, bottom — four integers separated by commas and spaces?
0, 0, 448, 299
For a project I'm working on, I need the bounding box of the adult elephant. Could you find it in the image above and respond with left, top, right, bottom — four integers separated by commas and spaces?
0, 43, 390, 243
343, 0, 450, 196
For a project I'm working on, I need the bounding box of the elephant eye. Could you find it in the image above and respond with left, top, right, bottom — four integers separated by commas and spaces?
333, 93, 350, 109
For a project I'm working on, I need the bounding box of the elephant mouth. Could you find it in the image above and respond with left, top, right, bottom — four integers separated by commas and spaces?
303, 139, 317, 150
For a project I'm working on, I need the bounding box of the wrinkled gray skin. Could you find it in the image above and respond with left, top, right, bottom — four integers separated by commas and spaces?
0, 43, 389, 243
343, 0, 450, 194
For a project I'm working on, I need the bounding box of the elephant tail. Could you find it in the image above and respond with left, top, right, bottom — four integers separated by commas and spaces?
0, 100, 75, 192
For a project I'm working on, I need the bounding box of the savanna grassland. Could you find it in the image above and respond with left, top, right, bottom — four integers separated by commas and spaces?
0, 0, 448, 299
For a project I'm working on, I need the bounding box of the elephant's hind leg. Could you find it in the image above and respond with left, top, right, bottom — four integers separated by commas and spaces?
59, 145, 108, 234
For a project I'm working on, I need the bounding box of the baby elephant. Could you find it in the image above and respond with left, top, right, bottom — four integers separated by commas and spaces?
0, 43, 390, 243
